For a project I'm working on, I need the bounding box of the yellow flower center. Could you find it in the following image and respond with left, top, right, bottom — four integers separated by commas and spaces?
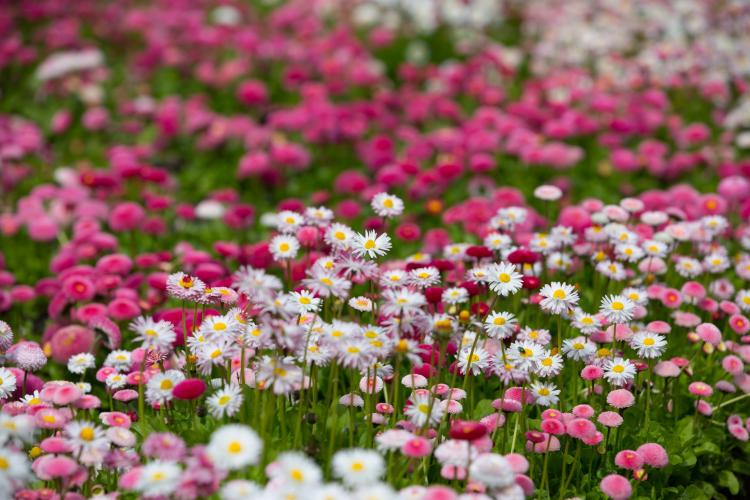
145, 329, 157, 337
612, 365, 624, 373
279, 243, 290, 252
79, 427, 95, 441
213, 322, 226, 331
499, 273, 511, 283
228, 441, 242, 454
364, 240, 376, 250
493, 317, 506, 325
351, 461, 364, 471
218, 395, 231, 405
553, 289, 567, 299
383, 199, 394, 208
538, 388, 550, 396
291, 469, 304, 481
643, 338, 655, 346
611, 301, 624, 311
160, 379, 174, 390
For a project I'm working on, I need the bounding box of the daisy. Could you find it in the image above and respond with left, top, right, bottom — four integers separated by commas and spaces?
196, 341, 238, 374
493, 206, 527, 230
529, 233, 557, 254
736, 290, 750, 312
207, 424, 262, 470
604, 358, 636, 386
642, 240, 668, 258
166, 272, 205, 300
0, 447, 30, 491
381, 288, 426, 315
622, 287, 648, 305
466, 266, 490, 284
207, 385, 244, 418
703, 253, 730, 273
443, 243, 469, 261
599, 295, 636, 324
336, 340, 374, 370
332, 449, 385, 486
484, 232, 512, 251
305, 206, 334, 226
269, 452, 322, 489
130, 316, 177, 350
519, 327, 551, 345
289, 290, 322, 314
539, 282, 579, 315
572, 309, 600, 334
255, 357, 303, 394
596, 260, 627, 281
551, 226, 576, 246
615, 244, 644, 263
105, 372, 127, 390
483, 311, 517, 339
270, 234, 300, 261
325, 223, 355, 249
348, 296, 373, 312
457, 346, 490, 375
276, 210, 304, 233
530, 382, 560, 406
0, 414, 34, 445
199, 314, 241, 342
380, 269, 407, 288
0, 367, 18, 399
232, 266, 283, 302
136, 461, 182, 497
303, 270, 351, 299
404, 391, 443, 428
534, 351, 564, 377
506, 340, 544, 371
64, 421, 109, 455
371, 192, 404, 218
486, 262, 523, 296
631, 332, 667, 359
675, 257, 702, 278
546, 252, 573, 272
145, 370, 185, 404
441, 287, 469, 304
408, 267, 440, 287
562, 337, 597, 361
352, 231, 392, 259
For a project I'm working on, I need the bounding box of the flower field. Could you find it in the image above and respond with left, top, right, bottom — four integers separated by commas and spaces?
2, 1, 750, 499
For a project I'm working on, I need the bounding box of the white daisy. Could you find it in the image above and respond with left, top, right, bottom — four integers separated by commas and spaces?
539, 282, 579, 315
352, 231, 392, 259
207, 425, 263, 470
136, 460, 182, 497
483, 311, 517, 339
486, 262, 523, 297
370, 192, 404, 218
67, 353, 96, 374
530, 382, 560, 406
270, 234, 300, 261
0, 367, 17, 399
631, 332, 667, 359
207, 385, 244, 418
332, 449, 385, 486
599, 295, 635, 324
604, 358, 636, 386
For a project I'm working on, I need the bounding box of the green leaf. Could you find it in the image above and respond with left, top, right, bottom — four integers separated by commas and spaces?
719, 470, 740, 495
681, 485, 708, 500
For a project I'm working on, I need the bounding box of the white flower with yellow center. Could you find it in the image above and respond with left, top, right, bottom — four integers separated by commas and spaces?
207, 425, 262, 470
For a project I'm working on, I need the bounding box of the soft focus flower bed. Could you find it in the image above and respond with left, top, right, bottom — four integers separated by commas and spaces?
2, 1, 750, 499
